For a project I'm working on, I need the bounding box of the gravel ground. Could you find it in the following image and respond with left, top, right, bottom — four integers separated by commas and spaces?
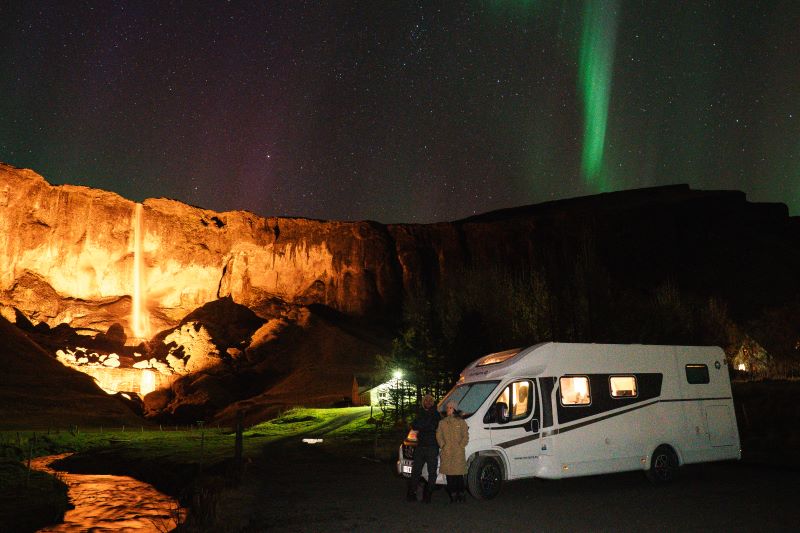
243, 439, 800, 533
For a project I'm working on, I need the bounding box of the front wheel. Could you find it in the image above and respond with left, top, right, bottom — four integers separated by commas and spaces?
467, 456, 503, 499
646, 445, 679, 484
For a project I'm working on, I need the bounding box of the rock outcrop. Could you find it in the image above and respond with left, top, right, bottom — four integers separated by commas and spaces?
0, 314, 144, 428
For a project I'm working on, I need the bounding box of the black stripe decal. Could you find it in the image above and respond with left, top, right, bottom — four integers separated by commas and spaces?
485, 423, 531, 431
660, 396, 732, 402
496, 397, 733, 449
544, 400, 658, 438
497, 432, 540, 449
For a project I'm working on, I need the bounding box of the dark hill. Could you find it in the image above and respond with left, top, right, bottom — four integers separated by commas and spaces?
0, 316, 143, 428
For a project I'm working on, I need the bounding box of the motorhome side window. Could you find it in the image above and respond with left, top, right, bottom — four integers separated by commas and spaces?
685, 364, 710, 384
609, 376, 638, 398
560, 376, 591, 406
493, 380, 533, 421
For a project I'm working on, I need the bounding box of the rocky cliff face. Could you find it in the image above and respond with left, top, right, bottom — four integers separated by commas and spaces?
2, 161, 799, 341
0, 163, 402, 337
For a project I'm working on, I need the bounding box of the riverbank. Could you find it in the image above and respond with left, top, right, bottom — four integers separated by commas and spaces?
48, 407, 404, 531
0, 457, 70, 532
0, 406, 399, 531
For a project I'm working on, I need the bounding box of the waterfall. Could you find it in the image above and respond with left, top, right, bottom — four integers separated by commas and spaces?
131, 203, 150, 341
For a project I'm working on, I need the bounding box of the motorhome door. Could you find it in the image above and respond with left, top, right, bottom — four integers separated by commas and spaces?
486, 379, 541, 478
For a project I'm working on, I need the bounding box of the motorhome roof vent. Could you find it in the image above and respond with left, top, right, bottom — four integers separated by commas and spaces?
476, 348, 522, 367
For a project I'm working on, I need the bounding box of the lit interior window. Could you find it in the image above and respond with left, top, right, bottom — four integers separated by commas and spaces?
512, 381, 530, 417
560, 376, 591, 405
496, 386, 510, 407
492, 381, 533, 421
610, 376, 637, 398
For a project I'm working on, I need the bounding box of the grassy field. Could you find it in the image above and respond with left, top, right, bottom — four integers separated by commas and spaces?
1, 406, 376, 459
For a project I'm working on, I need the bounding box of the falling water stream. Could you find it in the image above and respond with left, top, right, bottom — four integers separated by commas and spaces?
131, 203, 150, 341
31, 454, 185, 532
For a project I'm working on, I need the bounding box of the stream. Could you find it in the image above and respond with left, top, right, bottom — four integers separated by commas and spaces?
31, 453, 185, 532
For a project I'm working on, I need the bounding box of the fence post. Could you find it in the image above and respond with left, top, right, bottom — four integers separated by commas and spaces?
235, 411, 244, 464
25, 436, 33, 487
197, 421, 205, 474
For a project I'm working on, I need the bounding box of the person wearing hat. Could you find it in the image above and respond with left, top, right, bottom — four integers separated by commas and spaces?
436, 400, 469, 502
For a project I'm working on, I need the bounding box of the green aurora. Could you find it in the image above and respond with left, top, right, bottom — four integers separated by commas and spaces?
578, 0, 619, 192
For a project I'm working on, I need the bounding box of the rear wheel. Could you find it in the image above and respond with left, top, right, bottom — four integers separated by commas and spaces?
646, 445, 679, 484
467, 456, 503, 499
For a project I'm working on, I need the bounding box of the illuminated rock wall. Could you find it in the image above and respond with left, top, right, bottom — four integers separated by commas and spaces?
3, 161, 799, 344
55, 347, 177, 396
0, 163, 403, 336
77, 366, 176, 397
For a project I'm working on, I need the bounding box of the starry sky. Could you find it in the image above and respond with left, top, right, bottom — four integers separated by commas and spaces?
1, 1, 798, 223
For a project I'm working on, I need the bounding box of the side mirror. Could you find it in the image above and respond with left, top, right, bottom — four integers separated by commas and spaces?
483, 402, 511, 424
483, 404, 497, 424
496, 402, 510, 424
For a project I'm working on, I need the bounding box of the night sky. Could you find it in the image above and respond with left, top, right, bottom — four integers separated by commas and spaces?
1, 1, 798, 223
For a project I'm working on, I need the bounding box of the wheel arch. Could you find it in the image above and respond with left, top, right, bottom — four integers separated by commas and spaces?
468, 449, 509, 481
646, 442, 683, 468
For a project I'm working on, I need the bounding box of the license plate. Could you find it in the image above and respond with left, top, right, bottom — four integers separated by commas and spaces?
402, 465, 412, 474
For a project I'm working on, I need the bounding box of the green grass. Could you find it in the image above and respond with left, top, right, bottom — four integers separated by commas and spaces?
0, 406, 375, 465
251, 406, 372, 436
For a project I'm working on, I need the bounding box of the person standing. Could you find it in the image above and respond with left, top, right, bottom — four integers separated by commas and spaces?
436, 401, 469, 502
407, 393, 441, 503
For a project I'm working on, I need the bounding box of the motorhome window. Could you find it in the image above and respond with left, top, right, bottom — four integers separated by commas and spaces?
610, 376, 638, 398
476, 348, 521, 367
511, 381, 532, 420
560, 376, 591, 406
490, 380, 534, 421
439, 381, 499, 417
685, 364, 710, 384
496, 386, 510, 407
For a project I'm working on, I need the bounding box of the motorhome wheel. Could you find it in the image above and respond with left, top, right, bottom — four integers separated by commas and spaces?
646, 445, 679, 484
468, 456, 503, 499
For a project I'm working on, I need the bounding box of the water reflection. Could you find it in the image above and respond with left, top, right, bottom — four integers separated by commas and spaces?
32, 453, 185, 532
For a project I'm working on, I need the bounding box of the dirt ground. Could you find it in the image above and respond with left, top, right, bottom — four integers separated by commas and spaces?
228, 438, 800, 533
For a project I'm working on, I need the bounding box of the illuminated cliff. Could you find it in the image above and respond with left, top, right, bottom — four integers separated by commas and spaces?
0, 162, 402, 339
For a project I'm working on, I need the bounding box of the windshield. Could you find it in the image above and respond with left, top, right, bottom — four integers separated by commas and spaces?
439, 381, 500, 417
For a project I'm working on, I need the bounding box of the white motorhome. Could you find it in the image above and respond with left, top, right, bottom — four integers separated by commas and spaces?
398, 342, 741, 499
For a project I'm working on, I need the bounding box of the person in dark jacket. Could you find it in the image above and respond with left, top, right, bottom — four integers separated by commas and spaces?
407, 393, 441, 503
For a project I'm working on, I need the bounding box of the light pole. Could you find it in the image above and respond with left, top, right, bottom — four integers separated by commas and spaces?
393, 369, 403, 420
